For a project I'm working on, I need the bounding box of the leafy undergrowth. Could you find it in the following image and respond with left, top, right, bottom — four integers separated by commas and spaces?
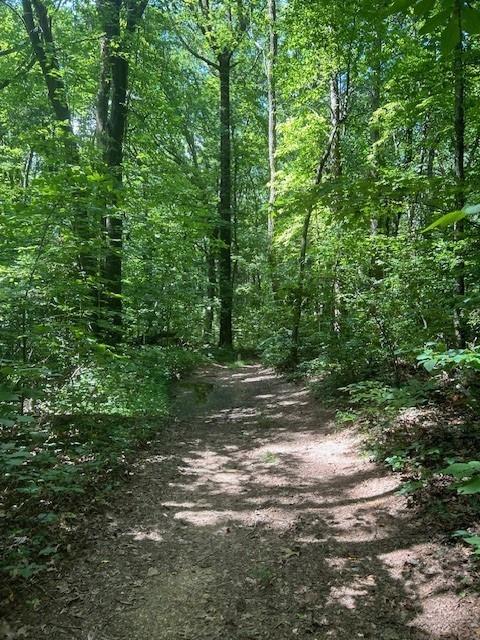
0, 346, 201, 599
335, 376, 480, 557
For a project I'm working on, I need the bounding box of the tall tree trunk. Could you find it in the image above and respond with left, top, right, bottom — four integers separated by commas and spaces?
178, 1, 247, 350
96, 0, 147, 344
329, 73, 342, 338
204, 242, 216, 343
330, 73, 342, 179
267, 0, 277, 243
370, 25, 382, 236
266, 0, 279, 297
217, 50, 233, 349
453, 0, 467, 348
290, 126, 339, 365
290, 206, 313, 365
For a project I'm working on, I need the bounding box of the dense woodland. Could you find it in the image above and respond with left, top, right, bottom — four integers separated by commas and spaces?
2, 0, 480, 591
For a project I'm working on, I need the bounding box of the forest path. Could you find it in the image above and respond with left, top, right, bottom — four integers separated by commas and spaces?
12, 364, 480, 640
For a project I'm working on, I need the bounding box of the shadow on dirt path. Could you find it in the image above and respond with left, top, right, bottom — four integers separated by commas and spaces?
6, 365, 480, 639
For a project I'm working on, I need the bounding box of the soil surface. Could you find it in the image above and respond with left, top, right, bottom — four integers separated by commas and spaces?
5, 364, 480, 639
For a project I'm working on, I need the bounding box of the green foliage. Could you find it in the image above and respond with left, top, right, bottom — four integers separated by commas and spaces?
1, 0, 480, 579
341, 378, 432, 412
442, 461, 480, 495
423, 204, 480, 231
0, 347, 200, 582
418, 346, 480, 374
53, 346, 200, 416
259, 330, 294, 369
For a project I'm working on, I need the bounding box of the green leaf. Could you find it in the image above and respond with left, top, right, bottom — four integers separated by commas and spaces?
0, 417, 16, 427
414, 0, 436, 16
397, 480, 424, 495
440, 17, 460, 55
421, 358, 437, 372
423, 204, 480, 232
463, 535, 480, 548
458, 477, 480, 495
419, 9, 451, 34
0, 389, 19, 401
38, 545, 59, 556
423, 209, 466, 231
464, 7, 480, 35
442, 461, 480, 477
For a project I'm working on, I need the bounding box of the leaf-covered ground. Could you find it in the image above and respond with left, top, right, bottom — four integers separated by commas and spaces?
3, 365, 480, 639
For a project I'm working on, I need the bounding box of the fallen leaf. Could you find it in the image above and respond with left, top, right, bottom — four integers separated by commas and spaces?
147, 567, 160, 577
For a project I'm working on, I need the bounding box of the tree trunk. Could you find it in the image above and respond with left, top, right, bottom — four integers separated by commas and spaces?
204, 243, 216, 343
267, 0, 277, 243
217, 50, 233, 349
266, 0, 279, 297
290, 125, 339, 365
370, 25, 382, 236
290, 206, 313, 365
96, 0, 146, 344
453, 0, 467, 348
329, 73, 342, 338
330, 73, 342, 179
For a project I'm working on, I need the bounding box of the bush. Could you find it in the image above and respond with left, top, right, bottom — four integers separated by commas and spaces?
0, 346, 200, 585
259, 329, 293, 369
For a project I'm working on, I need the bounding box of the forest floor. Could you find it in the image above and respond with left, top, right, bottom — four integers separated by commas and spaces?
4, 364, 480, 640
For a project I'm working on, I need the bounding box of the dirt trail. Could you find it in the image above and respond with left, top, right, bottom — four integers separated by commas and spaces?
8, 364, 480, 639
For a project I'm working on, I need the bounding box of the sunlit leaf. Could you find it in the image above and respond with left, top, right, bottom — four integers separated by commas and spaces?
423, 209, 466, 231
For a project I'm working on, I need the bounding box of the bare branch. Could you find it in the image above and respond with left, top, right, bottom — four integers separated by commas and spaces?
174, 28, 219, 69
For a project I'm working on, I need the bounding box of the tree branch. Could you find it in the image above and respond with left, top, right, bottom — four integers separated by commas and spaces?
175, 29, 219, 69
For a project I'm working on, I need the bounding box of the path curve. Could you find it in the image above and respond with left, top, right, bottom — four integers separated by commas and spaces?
9, 365, 480, 639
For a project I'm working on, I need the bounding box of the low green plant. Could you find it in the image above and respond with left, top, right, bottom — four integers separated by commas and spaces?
250, 565, 275, 588
259, 329, 293, 369
417, 346, 480, 374
341, 378, 432, 412
335, 410, 358, 425
442, 461, 480, 495
0, 346, 200, 584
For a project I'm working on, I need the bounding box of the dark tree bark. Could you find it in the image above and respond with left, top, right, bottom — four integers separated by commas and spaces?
217, 49, 233, 348
96, 0, 148, 343
204, 243, 217, 343
267, 0, 277, 243
369, 24, 382, 236
266, 0, 279, 298
329, 73, 342, 337
330, 73, 342, 179
173, 0, 248, 350
22, 0, 73, 138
